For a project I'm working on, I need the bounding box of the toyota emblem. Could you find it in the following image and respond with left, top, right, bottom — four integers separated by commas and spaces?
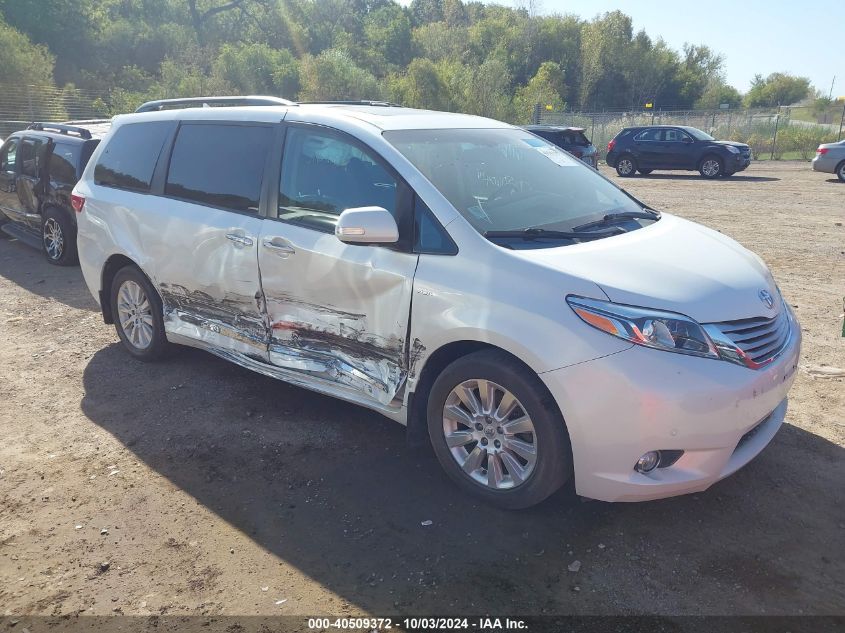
759, 289, 775, 309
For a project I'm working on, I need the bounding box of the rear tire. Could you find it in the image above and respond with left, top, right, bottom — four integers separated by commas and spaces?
42, 207, 78, 266
637, 169, 653, 175
615, 155, 637, 177
110, 265, 171, 361
836, 160, 845, 182
699, 155, 723, 179
426, 350, 571, 509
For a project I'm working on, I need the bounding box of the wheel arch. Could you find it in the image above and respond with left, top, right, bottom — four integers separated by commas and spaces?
99, 254, 147, 324
405, 339, 570, 452
698, 152, 723, 169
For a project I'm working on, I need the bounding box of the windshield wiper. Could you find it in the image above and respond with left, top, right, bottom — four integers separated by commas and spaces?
484, 226, 625, 240
572, 209, 660, 232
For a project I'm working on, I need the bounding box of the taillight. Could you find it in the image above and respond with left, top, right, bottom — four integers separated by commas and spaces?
816, 147, 828, 155
71, 194, 85, 213
607, 139, 616, 152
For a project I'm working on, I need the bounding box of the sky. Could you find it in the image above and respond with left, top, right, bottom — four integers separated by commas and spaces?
406, 0, 843, 96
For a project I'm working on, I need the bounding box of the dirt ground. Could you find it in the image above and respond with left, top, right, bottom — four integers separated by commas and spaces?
0, 162, 843, 620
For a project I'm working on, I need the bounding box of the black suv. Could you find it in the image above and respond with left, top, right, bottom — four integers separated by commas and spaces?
0, 121, 109, 265
523, 125, 599, 168
605, 125, 751, 179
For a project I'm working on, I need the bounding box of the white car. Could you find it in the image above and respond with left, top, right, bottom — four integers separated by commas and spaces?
73, 100, 800, 508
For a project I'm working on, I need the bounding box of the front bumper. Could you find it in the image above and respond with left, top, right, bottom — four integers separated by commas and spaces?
541, 321, 801, 502
731, 154, 751, 171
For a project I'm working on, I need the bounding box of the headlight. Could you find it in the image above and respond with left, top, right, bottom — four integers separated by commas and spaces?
726, 145, 740, 154
566, 296, 719, 359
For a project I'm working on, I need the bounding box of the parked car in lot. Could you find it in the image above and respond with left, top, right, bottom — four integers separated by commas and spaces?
606, 125, 751, 179
812, 139, 845, 181
74, 99, 800, 508
0, 121, 110, 265
522, 125, 599, 168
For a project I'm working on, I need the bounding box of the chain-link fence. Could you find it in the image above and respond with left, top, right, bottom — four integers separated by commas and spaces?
0, 84, 111, 138
535, 105, 845, 161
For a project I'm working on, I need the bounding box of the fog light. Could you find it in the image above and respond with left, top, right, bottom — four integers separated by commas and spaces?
635, 451, 660, 473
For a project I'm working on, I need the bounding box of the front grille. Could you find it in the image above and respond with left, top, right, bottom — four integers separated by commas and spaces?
711, 310, 790, 364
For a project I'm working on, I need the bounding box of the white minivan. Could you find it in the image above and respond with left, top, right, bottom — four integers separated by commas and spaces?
73, 100, 800, 508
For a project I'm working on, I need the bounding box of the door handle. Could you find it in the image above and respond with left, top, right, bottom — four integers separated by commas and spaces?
226, 233, 254, 247
262, 237, 295, 257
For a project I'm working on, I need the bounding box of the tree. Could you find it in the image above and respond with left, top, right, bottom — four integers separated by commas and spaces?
298, 49, 383, 100
745, 72, 811, 107
363, 4, 412, 70
696, 80, 742, 109
462, 57, 511, 120
388, 58, 452, 110
412, 22, 469, 63
0, 19, 55, 85
578, 11, 633, 109
213, 42, 299, 97
513, 61, 565, 122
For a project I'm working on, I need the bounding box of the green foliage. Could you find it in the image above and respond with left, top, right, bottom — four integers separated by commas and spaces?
745, 72, 811, 107
3, 0, 819, 128
696, 80, 742, 109
0, 18, 55, 85
213, 42, 300, 97
387, 58, 452, 110
514, 61, 565, 123
299, 49, 383, 100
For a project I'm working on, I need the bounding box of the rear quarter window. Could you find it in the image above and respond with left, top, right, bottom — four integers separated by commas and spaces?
49, 143, 80, 184
94, 122, 172, 192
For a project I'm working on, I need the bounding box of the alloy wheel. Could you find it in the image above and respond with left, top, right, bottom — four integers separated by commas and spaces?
43, 218, 64, 260
442, 379, 537, 490
617, 158, 634, 175
702, 159, 721, 177
117, 280, 154, 350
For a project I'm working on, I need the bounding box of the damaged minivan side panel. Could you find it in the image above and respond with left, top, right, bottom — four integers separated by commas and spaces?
258, 220, 418, 407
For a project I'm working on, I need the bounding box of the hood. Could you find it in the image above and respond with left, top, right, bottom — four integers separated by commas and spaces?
711, 140, 749, 149
510, 214, 779, 323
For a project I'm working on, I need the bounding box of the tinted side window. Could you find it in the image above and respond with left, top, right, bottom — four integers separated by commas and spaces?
166, 124, 271, 213
20, 138, 44, 178
0, 139, 17, 172
49, 143, 80, 183
634, 129, 660, 142
95, 122, 171, 192
278, 127, 399, 232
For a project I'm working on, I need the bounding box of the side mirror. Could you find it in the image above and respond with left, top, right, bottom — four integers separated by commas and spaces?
682, 137, 693, 143
335, 206, 399, 244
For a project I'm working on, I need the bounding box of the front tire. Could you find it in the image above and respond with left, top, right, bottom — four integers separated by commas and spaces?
426, 350, 571, 509
110, 266, 171, 361
699, 155, 723, 179
615, 155, 637, 177
42, 207, 78, 266
836, 160, 845, 182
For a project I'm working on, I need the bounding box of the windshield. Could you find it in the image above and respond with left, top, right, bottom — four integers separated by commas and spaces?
384, 128, 645, 241
686, 127, 714, 141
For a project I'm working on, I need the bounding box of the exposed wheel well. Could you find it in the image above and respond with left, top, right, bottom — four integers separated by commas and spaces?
99, 254, 139, 323
405, 340, 565, 449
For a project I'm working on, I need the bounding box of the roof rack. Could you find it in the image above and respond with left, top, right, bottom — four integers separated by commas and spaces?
135, 96, 294, 113
298, 100, 402, 107
26, 122, 92, 139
